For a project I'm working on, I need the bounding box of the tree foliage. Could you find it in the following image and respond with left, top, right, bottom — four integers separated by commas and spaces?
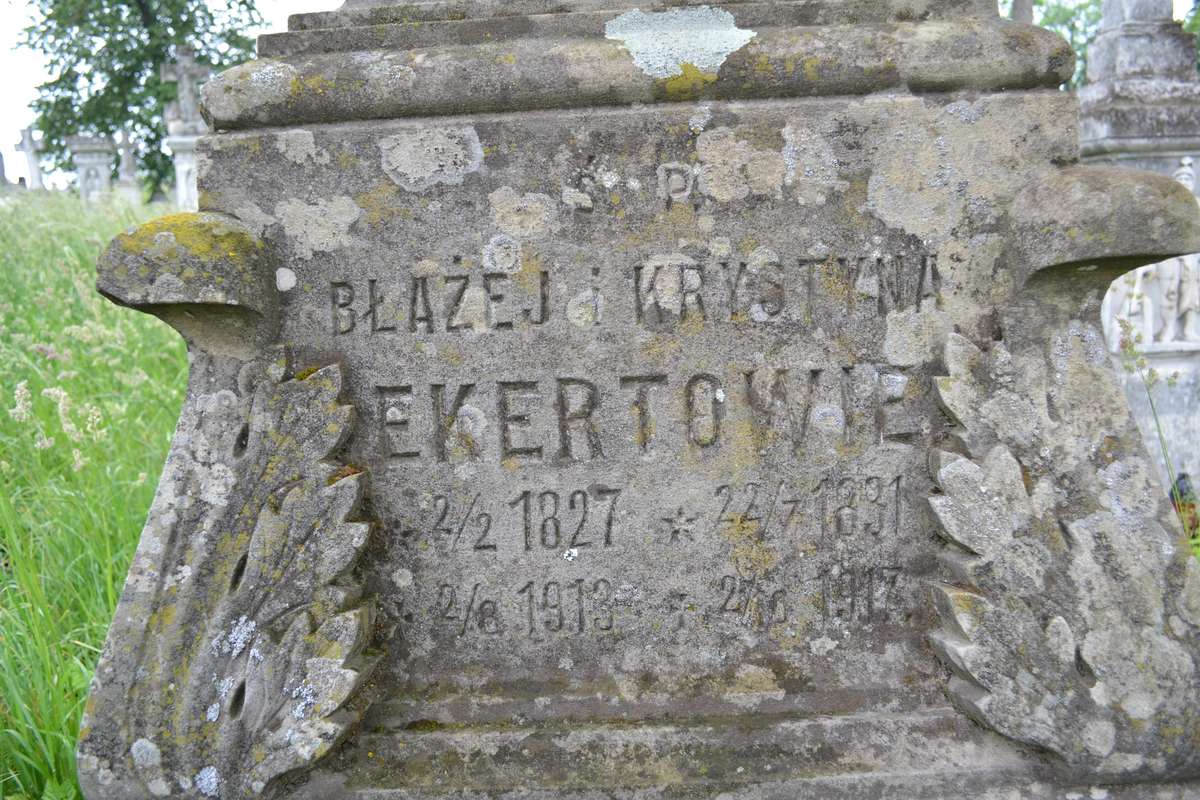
1036, 0, 1104, 87
1000, 0, 1105, 88
1184, 1, 1200, 51
22, 0, 263, 197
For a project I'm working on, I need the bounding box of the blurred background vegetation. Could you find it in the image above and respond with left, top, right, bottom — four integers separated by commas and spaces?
0, 193, 186, 800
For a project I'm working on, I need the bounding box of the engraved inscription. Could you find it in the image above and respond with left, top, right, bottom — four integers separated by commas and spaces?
324, 249, 940, 337
372, 367, 926, 466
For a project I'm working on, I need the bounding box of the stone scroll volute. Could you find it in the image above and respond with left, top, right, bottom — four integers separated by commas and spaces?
78, 213, 378, 800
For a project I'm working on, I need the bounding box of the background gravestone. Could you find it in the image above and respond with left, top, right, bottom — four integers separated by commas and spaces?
116, 131, 143, 206
161, 47, 211, 211
67, 135, 115, 204
1081, 0, 1200, 488
81, 1, 1200, 798
16, 127, 45, 191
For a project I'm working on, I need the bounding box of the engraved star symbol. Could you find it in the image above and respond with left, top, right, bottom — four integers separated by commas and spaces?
662, 508, 699, 544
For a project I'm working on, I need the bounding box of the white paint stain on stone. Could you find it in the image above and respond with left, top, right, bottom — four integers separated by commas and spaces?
689, 104, 713, 133
379, 127, 483, 192
604, 6, 756, 79
275, 267, 297, 292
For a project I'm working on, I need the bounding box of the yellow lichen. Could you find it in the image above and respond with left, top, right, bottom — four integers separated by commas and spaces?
116, 213, 261, 266
721, 513, 778, 575
801, 56, 821, 81
659, 63, 718, 101
327, 464, 363, 486
291, 74, 335, 97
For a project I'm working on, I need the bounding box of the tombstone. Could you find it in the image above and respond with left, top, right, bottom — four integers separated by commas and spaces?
1083, 1, 1200, 488
67, 135, 115, 203
0, 150, 8, 189
16, 127, 45, 191
82, 2, 1200, 798
116, 131, 143, 205
161, 47, 212, 210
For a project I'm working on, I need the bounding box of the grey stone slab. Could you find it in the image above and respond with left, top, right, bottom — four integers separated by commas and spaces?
81, 1, 1200, 798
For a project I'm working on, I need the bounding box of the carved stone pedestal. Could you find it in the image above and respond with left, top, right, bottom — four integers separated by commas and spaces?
80, 2, 1200, 798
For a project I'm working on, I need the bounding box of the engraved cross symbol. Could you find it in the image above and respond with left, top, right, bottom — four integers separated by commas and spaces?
662, 508, 699, 544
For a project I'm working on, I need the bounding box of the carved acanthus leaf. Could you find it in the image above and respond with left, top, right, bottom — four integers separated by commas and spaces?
118, 361, 376, 799
928, 331, 1200, 781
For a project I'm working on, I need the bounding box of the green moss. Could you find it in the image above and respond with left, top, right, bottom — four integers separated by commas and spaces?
405, 718, 447, 732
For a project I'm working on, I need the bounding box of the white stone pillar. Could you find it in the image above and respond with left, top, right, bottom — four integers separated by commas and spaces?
165, 134, 201, 210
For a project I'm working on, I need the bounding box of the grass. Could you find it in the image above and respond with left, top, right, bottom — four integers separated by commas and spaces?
1115, 317, 1200, 554
0, 192, 187, 800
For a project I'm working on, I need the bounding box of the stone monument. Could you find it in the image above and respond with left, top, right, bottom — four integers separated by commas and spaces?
68, 135, 115, 203
116, 131, 143, 205
81, 1, 1200, 797
16, 126, 45, 191
1082, 0, 1200, 489
161, 47, 211, 211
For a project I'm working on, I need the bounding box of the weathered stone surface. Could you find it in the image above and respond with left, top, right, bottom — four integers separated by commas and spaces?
83, 0, 1200, 797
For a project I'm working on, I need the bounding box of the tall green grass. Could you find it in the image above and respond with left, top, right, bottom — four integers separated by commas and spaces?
0, 192, 186, 800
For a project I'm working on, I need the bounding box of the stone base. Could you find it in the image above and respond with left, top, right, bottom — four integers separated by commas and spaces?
292, 708, 1196, 798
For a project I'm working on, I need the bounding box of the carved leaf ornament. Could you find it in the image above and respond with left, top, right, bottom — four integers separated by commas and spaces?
114, 361, 375, 799
927, 332, 1200, 781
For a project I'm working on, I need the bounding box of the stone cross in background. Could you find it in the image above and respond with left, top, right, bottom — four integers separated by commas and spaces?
116, 131, 142, 205
66, 135, 115, 203
1082, 0, 1200, 487
16, 127, 44, 190
161, 47, 211, 210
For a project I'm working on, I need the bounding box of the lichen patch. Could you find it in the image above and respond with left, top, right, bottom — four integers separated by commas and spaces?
274, 196, 362, 260
379, 127, 484, 192
604, 6, 756, 80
